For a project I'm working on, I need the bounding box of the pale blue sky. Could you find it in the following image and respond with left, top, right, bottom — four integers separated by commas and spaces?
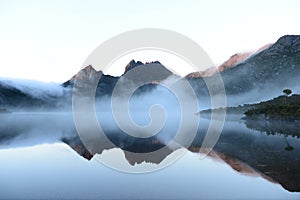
0, 0, 299, 82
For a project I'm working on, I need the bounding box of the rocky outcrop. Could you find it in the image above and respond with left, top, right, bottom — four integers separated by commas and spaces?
63, 65, 103, 87
186, 52, 252, 78
263, 35, 300, 56
124, 60, 144, 74
218, 52, 252, 72
122, 60, 174, 84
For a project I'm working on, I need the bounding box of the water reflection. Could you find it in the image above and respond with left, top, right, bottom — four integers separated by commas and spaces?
0, 112, 300, 195
244, 118, 300, 138
212, 120, 300, 192
2, 143, 297, 200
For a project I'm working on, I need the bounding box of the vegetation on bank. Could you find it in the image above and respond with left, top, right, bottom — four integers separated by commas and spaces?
200, 89, 300, 121
244, 90, 300, 120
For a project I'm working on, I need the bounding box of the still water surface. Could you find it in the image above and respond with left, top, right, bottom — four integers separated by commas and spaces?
0, 113, 299, 199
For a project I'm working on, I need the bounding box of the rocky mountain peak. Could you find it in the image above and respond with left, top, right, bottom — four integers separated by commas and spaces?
84, 65, 96, 72
264, 35, 300, 56
124, 60, 144, 74
73, 65, 102, 81
124, 60, 163, 74
63, 65, 103, 87
122, 60, 174, 83
277, 35, 300, 46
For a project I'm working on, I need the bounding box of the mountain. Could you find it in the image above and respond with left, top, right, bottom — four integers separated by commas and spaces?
217, 52, 252, 72
124, 59, 144, 74
0, 80, 67, 110
64, 65, 103, 85
65, 60, 173, 86
0, 81, 42, 108
186, 52, 252, 78
63, 60, 174, 98
188, 35, 300, 106
63, 65, 119, 97
186, 43, 274, 78
1, 35, 300, 110
0, 60, 175, 110
221, 35, 300, 94
123, 59, 173, 81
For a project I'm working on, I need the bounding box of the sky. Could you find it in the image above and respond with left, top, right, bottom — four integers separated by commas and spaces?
0, 0, 299, 82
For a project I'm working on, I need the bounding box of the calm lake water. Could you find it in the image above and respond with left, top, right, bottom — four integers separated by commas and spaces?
0, 113, 299, 199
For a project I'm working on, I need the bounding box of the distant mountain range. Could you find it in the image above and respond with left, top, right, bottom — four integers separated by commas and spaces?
1, 35, 300, 110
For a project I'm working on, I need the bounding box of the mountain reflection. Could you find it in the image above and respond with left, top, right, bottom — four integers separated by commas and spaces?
0, 113, 299, 192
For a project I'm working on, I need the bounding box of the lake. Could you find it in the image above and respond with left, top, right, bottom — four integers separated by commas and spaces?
0, 112, 299, 199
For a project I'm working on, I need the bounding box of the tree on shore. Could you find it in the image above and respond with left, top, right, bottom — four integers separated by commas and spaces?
283, 89, 292, 96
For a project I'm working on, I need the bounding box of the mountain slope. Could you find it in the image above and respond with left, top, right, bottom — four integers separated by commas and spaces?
186, 52, 252, 78
186, 42, 274, 78
0, 80, 67, 110
222, 35, 300, 94
188, 35, 300, 105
